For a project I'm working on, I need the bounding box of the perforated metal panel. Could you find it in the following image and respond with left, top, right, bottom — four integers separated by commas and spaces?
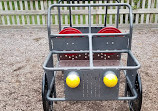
64, 70, 120, 101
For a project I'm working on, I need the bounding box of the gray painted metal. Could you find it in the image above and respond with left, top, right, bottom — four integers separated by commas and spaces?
46, 69, 138, 101
43, 2, 141, 102
92, 36, 128, 50
43, 50, 140, 71
52, 37, 89, 51
52, 36, 128, 59
64, 70, 120, 100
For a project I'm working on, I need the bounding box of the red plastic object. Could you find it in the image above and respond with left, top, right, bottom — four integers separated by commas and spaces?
98, 27, 122, 55
98, 27, 121, 34
59, 27, 82, 56
59, 27, 82, 35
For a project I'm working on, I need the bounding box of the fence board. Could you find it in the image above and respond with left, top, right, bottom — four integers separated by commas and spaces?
19, 1, 25, 25
9, 1, 15, 25
30, 1, 35, 25
14, 1, 20, 25
146, 0, 151, 24
24, 1, 30, 25
4, 1, 10, 25
0, 1, 5, 25
141, 0, 146, 24
135, 0, 141, 24
150, 0, 155, 23
40, 1, 45, 25
35, 1, 40, 25
109, 0, 113, 25
155, 0, 158, 23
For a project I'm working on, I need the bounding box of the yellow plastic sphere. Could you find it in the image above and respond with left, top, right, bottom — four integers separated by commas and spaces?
103, 73, 118, 88
66, 73, 80, 88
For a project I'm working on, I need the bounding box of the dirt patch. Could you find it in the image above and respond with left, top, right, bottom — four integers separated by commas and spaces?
0, 28, 158, 111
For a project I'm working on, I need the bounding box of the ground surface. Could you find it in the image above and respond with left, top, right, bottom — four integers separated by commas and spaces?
0, 27, 158, 111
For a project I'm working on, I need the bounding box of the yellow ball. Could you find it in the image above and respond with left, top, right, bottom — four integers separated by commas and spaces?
66, 73, 80, 88
103, 73, 118, 88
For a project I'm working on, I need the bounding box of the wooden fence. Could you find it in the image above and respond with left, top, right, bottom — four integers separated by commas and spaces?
0, 0, 158, 26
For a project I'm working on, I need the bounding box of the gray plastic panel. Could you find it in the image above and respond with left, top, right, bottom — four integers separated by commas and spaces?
64, 70, 120, 101
52, 37, 89, 51
93, 37, 129, 50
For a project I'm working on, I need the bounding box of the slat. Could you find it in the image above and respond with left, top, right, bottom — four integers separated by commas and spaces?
44, 0, 48, 24
9, 1, 15, 25
131, 0, 135, 24
19, 1, 25, 25
30, 1, 35, 25
99, 0, 102, 10
61, 14, 63, 25
79, 1, 83, 10
75, 1, 78, 10
24, 1, 30, 25
146, 0, 151, 24
91, 14, 93, 25
99, 15, 102, 25
65, 14, 68, 25
120, 0, 124, 24
99, 1, 102, 25
85, 1, 88, 25
14, 1, 20, 25
135, 0, 141, 24
80, 15, 83, 25
86, 14, 88, 25
35, 1, 40, 25
149, 0, 155, 23
109, 0, 113, 25
48, 1, 52, 25
75, 14, 78, 25
79, 1, 83, 25
125, 0, 130, 24
95, 1, 99, 24
55, 14, 58, 25
90, 1, 93, 25
4, 1, 10, 25
141, 0, 146, 24
64, 1, 67, 10
0, 1, 5, 25
155, 0, 158, 23
40, 1, 45, 25
54, 0, 57, 10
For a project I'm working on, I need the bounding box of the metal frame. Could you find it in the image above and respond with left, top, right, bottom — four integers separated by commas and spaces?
57, 0, 121, 30
43, 3, 140, 103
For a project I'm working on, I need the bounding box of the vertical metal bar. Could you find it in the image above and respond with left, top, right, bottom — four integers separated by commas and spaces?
48, 6, 52, 51
116, 0, 120, 28
128, 5, 133, 50
88, 5, 93, 67
89, 5, 91, 33
68, 0, 72, 27
89, 35, 93, 67
58, 0, 62, 31
58, 7, 62, 31
104, 0, 109, 27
